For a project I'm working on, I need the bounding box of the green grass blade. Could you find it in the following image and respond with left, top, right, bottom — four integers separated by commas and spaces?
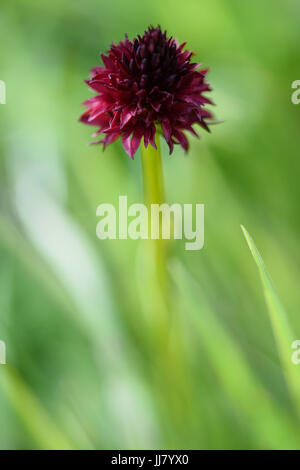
0, 366, 74, 450
171, 260, 300, 449
241, 225, 300, 417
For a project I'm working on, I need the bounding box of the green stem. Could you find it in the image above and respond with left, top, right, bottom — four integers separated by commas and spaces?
140, 132, 169, 341
141, 133, 164, 206
140, 134, 192, 438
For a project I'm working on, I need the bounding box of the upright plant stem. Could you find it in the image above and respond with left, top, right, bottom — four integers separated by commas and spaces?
141, 133, 164, 206
140, 135, 193, 439
140, 132, 169, 343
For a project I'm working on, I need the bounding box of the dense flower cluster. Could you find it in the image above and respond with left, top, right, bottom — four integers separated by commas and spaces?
80, 26, 213, 158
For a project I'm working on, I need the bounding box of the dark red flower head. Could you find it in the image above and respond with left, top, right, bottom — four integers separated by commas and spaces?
80, 26, 213, 159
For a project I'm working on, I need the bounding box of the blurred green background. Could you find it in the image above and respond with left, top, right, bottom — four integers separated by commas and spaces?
1, 0, 300, 450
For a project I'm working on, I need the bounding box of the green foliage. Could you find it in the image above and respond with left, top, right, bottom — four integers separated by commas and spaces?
241, 225, 300, 421
0, 0, 300, 449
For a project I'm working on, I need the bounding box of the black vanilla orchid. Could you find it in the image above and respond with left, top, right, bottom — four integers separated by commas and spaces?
80, 26, 213, 159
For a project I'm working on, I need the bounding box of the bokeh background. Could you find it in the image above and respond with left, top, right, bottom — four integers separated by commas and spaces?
0, 0, 300, 450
